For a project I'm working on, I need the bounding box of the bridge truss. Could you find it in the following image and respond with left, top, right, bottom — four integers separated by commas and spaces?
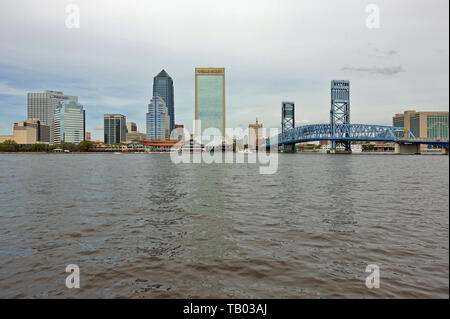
267, 123, 448, 148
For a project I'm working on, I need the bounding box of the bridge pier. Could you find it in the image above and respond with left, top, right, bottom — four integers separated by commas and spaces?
395, 143, 421, 155
282, 144, 296, 153
327, 149, 352, 154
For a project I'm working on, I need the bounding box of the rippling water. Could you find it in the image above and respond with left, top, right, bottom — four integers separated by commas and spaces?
0, 153, 448, 298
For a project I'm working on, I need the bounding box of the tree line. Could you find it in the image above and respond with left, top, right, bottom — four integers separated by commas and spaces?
0, 140, 94, 152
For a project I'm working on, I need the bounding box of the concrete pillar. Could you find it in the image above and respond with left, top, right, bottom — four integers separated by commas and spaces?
394, 143, 421, 155
283, 144, 296, 153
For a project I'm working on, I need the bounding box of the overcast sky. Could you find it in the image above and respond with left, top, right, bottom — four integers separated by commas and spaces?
0, 0, 448, 140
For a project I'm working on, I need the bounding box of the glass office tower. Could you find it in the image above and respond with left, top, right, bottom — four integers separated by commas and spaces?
104, 114, 127, 144
53, 100, 85, 144
195, 67, 226, 144
27, 90, 78, 143
153, 70, 174, 134
146, 94, 170, 140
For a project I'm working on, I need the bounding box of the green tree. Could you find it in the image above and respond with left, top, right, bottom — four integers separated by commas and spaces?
78, 140, 93, 152
0, 140, 19, 152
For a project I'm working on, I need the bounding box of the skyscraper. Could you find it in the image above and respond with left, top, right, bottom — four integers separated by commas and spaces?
147, 94, 170, 140
153, 70, 174, 134
27, 90, 78, 143
104, 114, 127, 144
53, 100, 85, 144
195, 67, 226, 144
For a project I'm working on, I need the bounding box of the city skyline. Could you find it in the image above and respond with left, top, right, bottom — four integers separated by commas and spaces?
0, 0, 449, 141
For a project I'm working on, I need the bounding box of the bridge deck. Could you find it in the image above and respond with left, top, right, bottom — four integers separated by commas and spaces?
267, 124, 449, 148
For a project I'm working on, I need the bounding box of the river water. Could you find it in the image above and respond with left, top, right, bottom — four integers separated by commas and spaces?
0, 153, 448, 298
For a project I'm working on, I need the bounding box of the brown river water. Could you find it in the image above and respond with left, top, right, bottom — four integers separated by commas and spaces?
0, 153, 448, 298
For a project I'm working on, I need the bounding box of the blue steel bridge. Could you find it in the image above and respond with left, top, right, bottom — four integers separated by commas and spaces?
266, 123, 449, 149
266, 80, 449, 153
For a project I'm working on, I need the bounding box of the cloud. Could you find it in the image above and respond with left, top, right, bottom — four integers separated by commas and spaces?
340, 66, 405, 76
0, 82, 29, 96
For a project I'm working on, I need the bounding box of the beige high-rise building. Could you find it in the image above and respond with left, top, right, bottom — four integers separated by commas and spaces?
248, 118, 263, 150
85, 132, 91, 141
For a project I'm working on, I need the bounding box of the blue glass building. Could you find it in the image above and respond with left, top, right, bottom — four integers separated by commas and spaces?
153, 70, 174, 134
146, 94, 170, 140
53, 100, 85, 144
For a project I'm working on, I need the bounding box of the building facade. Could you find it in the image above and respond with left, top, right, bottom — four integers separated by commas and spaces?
248, 118, 263, 150
12, 119, 50, 144
195, 67, 226, 144
173, 124, 185, 140
126, 132, 147, 143
153, 70, 174, 134
393, 110, 449, 139
53, 101, 85, 144
27, 90, 78, 143
146, 94, 170, 140
126, 122, 137, 133
104, 114, 127, 144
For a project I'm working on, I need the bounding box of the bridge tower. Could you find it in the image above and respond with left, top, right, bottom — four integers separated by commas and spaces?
282, 101, 295, 152
330, 80, 351, 151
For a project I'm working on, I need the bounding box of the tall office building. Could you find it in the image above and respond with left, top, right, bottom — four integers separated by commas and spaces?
53, 100, 85, 144
104, 114, 127, 144
195, 67, 226, 144
153, 70, 174, 134
147, 94, 170, 140
27, 90, 78, 143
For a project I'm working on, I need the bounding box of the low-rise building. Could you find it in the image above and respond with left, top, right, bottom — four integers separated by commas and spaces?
13, 119, 50, 144
126, 122, 137, 133
0, 135, 14, 143
393, 110, 449, 150
126, 131, 147, 143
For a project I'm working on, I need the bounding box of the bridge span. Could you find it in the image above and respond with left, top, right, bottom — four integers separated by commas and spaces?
266, 80, 448, 154
266, 123, 449, 153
